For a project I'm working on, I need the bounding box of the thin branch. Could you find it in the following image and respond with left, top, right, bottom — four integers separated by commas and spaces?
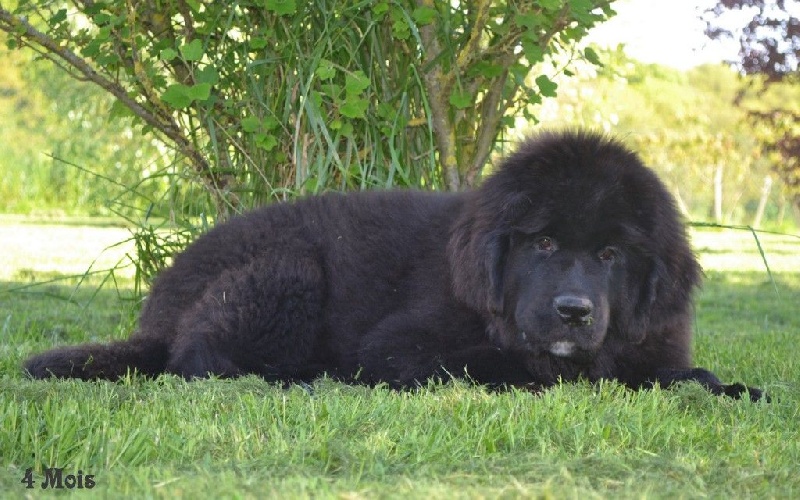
0, 6, 211, 182
453, 0, 491, 82
467, 67, 512, 186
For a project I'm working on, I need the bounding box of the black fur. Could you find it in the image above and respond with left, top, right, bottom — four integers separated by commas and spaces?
24, 131, 765, 401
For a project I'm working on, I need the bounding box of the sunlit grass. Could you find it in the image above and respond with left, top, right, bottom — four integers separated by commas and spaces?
0, 221, 136, 282
690, 228, 800, 272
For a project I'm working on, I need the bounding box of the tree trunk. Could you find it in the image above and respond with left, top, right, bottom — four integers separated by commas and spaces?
714, 164, 724, 223
752, 175, 773, 229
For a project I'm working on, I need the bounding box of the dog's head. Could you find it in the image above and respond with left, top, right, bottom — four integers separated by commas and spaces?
448, 132, 700, 361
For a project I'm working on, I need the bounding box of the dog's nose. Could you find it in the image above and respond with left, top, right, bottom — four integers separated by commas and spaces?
553, 295, 594, 325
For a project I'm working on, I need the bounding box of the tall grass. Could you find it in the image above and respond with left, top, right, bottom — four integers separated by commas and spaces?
187, 1, 440, 204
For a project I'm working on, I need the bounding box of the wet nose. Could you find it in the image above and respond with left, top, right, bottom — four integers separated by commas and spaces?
553, 295, 594, 326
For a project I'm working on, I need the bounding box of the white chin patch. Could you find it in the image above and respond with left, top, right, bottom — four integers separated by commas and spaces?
549, 341, 576, 357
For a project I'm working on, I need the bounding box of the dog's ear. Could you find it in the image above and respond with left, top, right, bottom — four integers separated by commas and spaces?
486, 233, 509, 316
628, 242, 701, 344
626, 259, 663, 344
448, 191, 530, 314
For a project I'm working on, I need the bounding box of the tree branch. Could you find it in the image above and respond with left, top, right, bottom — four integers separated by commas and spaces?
467, 67, 512, 186
0, 6, 211, 186
416, 0, 460, 190
454, 0, 491, 79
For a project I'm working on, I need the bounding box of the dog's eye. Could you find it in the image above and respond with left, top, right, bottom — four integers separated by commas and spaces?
535, 236, 557, 252
598, 246, 617, 262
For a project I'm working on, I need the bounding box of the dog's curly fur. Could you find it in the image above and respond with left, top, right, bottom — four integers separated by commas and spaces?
24, 131, 764, 400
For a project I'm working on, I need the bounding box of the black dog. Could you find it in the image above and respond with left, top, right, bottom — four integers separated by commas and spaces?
24, 131, 764, 400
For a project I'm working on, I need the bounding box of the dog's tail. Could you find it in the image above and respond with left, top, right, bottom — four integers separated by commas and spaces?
23, 338, 169, 380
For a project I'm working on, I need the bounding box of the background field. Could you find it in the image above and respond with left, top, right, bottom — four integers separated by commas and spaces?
1, 223, 798, 498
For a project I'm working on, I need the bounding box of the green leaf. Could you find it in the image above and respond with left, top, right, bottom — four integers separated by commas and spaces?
321, 83, 341, 99
470, 61, 504, 79
265, 0, 296, 15
520, 88, 542, 109
160, 48, 178, 61
535, 75, 558, 97
392, 21, 410, 39
162, 84, 193, 109
539, 0, 561, 10
162, 83, 211, 109
569, 0, 594, 11
372, 2, 389, 17
449, 89, 473, 109
81, 39, 102, 58
345, 71, 370, 96
255, 133, 278, 151
49, 9, 67, 27
249, 38, 269, 50
195, 66, 219, 85
514, 12, 541, 30
412, 6, 437, 25
108, 99, 134, 120
97, 50, 121, 67
339, 97, 368, 119
180, 39, 204, 61
93, 13, 111, 24
96, 26, 112, 42
391, 11, 411, 40
241, 116, 260, 133
376, 103, 395, 119
185, 83, 211, 100
262, 116, 280, 131
317, 59, 336, 80
521, 39, 544, 64
339, 122, 354, 137
584, 47, 603, 67
309, 90, 324, 108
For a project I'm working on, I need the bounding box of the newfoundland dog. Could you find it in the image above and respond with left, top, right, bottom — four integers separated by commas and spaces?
24, 131, 764, 400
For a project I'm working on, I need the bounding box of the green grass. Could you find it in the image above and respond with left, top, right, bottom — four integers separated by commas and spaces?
1, 224, 798, 498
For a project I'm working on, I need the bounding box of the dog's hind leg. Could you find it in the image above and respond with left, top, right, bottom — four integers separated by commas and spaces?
165, 251, 326, 381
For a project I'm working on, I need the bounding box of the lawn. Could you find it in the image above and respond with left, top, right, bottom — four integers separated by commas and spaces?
1, 221, 798, 498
